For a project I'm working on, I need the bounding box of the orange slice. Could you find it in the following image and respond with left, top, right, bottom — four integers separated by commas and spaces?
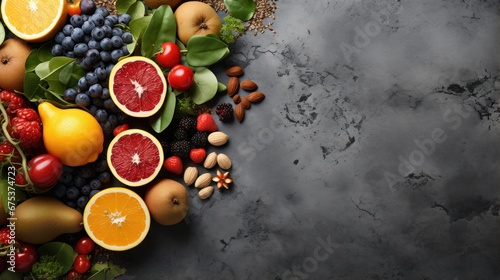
83, 187, 151, 251
109, 56, 167, 118
1, 0, 67, 43
107, 129, 164, 187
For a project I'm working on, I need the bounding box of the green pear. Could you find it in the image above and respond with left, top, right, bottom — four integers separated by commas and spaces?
12, 196, 83, 244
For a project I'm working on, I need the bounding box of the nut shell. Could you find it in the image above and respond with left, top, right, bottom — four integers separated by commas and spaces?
217, 153, 232, 170
208, 131, 229, 146
240, 96, 251, 109
198, 186, 214, 199
240, 80, 258, 91
235, 103, 245, 123
225, 66, 244, 77
203, 152, 217, 169
226, 77, 239, 97
195, 173, 212, 188
248, 92, 265, 103
183, 166, 198, 186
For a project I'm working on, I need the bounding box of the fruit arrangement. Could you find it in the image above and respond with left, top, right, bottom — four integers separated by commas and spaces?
0, 0, 273, 278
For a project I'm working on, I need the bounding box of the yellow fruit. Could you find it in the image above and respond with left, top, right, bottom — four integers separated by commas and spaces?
0, 38, 32, 92
83, 187, 151, 251
144, 0, 182, 9
1, 0, 67, 43
174, 1, 222, 45
38, 102, 104, 166
144, 179, 189, 226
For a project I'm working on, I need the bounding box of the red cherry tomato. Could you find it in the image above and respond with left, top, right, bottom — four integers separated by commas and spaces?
155, 42, 182, 69
67, 269, 83, 280
15, 243, 37, 273
27, 154, 63, 189
68, 0, 82, 16
75, 237, 95, 255
73, 254, 91, 274
167, 65, 194, 92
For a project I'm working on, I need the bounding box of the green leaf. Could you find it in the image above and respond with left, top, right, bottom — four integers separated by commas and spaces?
128, 15, 152, 55
116, 0, 138, 14
37, 42, 55, 62
149, 87, 176, 133
190, 68, 218, 104
37, 242, 77, 276
224, 0, 256, 21
23, 73, 45, 100
186, 35, 230, 67
127, 0, 146, 21
0, 179, 27, 215
217, 82, 227, 92
0, 269, 23, 280
25, 50, 42, 73
88, 262, 126, 280
141, 5, 176, 58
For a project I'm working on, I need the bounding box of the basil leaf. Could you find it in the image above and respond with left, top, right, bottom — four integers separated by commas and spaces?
116, 0, 138, 14
224, 0, 256, 21
149, 87, 176, 133
141, 5, 176, 58
186, 35, 230, 67
37, 242, 77, 276
190, 68, 218, 104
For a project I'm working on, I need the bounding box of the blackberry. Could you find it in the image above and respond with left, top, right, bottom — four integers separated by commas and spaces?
170, 140, 191, 158
190, 131, 208, 148
215, 103, 234, 122
178, 116, 197, 134
174, 128, 188, 141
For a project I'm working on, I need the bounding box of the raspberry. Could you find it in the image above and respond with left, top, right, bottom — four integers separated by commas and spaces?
190, 131, 208, 148
0, 90, 27, 114
215, 103, 234, 122
170, 140, 191, 158
0, 140, 21, 164
178, 116, 197, 134
7, 108, 43, 149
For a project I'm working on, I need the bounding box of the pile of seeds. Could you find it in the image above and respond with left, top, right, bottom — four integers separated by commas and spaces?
96, 0, 117, 14
199, 0, 277, 35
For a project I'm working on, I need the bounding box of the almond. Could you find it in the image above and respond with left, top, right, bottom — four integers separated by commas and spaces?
183, 166, 198, 186
226, 77, 239, 97
240, 79, 258, 91
217, 153, 232, 170
225, 66, 244, 77
208, 131, 229, 146
195, 173, 212, 188
248, 91, 265, 103
232, 94, 241, 104
198, 186, 214, 199
241, 96, 251, 109
204, 152, 217, 169
235, 103, 245, 123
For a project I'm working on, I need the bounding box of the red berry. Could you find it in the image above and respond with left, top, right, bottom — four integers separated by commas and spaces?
75, 237, 95, 255
189, 148, 206, 164
0, 140, 21, 163
196, 113, 217, 132
15, 170, 28, 186
163, 156, 183, 175
7, 108, 43, 149
0, 227, 13, 247
0, 90, 27, 114
112, 123, 130, 136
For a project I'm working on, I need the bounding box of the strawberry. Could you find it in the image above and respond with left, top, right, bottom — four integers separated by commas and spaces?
7, 108, 43, 149
189, 148, 206, 164
113, 123, 130, 136
0, 90, 27, 114
163, 155, 183, 175
196, 113, 217, 132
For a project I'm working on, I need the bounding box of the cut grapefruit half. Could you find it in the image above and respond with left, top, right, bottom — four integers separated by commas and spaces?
109, 56, 167, 117
107, 129, 164, 187
83, 187, 150, 251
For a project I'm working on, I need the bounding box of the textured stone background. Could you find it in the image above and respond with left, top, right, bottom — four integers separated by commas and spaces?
115, 1, 500, 279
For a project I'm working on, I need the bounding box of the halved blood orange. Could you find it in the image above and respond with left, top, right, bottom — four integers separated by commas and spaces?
83, 187, 150, 251
109, 56, 167, 117
107, 129, 164, 187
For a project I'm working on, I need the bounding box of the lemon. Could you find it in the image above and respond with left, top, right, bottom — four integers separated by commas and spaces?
38, 102, 104, 166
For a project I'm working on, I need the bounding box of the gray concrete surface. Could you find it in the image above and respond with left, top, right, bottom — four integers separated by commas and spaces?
114, 1, 500, 279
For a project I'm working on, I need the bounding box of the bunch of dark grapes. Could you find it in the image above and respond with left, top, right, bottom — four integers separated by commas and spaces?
51, 3, 133, 135
51, 155, 112, 213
